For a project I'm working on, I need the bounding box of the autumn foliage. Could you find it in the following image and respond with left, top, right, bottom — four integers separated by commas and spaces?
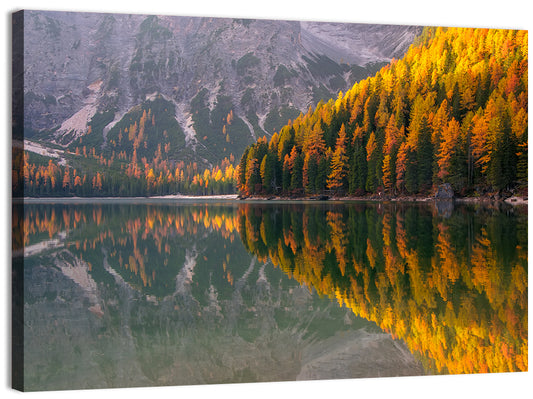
238, 27, 528, 197
15, 198, 528, 375
15, 204, 240, 296
15, 148, 238, 197
236, 202, 528, 374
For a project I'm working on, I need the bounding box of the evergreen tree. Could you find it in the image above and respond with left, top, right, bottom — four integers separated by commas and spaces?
417, 118, 434, 192
282, 154, 291, 192
488, 126, 517, 190
304, 152, 318, 193
349, 136, 367, 194
290, 152, 304, 191
316, 156, 329, 193
260, 152, 277, 193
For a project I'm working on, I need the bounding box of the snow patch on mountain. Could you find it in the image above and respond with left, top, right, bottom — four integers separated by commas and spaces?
54, 80, 104, 145
175, 102, 198, 148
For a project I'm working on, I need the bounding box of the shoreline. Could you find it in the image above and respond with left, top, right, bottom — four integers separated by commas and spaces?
456, 196, 528, 206
242, 196, 528, 206
15, 194, 240, 203
14, 194, 527, 206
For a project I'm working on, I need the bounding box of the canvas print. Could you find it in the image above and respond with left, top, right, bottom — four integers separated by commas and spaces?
12, 9, 527, 392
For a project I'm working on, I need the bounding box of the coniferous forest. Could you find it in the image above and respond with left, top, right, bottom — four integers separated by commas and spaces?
14, 27, 527, 199
237, 27, 528, 198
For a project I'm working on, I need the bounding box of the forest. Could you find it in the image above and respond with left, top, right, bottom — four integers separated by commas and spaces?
14, 203, 241, 296
14, 27, 527, 199
14, 95, 240, 198
237, 27, 528, 198
14, 146, 238, 197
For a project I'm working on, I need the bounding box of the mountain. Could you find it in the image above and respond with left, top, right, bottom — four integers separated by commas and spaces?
20, 10, 422, 167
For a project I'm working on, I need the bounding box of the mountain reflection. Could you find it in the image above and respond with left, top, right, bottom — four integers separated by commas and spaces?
236, 202, 528, 374
16, 202, 241, 298
15, 200, 527, 390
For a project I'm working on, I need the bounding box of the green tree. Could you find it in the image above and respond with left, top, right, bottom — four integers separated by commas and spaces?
316, 156, 329, 193
417, 117, 434, 192
290, 152, 304, 191
260, 152, 277, 193
349, 129, 367, 194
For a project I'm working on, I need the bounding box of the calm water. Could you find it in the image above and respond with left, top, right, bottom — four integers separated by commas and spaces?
13, 200, 528, 391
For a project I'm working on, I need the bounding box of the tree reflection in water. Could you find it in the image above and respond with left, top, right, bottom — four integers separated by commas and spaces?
14, 200, 527, 391
237, 201, 528, 374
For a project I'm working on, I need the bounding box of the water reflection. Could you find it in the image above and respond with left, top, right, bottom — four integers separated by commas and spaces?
237, 202, 528, 374
16, 201, 424, 391
14, 200, 527, 390
15, 203, 241, 297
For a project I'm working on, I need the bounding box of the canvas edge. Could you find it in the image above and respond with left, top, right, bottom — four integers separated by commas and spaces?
11, 9, 25, 393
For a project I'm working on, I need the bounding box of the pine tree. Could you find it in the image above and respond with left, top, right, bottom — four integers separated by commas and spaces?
282, 154, 291, 192
237, 147, 250, 192
488, 123, 517, 190
303, 152, 318, 193
516, 141, 527, 186
382, 154, 394, 193
290, 152, 304, 192
417, 117, 434, 192
316, 156, 329, 194
349, 127, 368, 194
436, 119, 457, 180
327, 124, 349, 194
260, 153, 276, 193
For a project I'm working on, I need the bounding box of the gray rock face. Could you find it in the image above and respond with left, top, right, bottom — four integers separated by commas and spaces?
300, 21, 421, 65
21, 10, 422, 162
435, 183, 455, 200
23, 247, 424, 390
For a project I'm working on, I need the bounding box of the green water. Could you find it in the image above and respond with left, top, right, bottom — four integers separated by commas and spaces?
13, 200, 528, 391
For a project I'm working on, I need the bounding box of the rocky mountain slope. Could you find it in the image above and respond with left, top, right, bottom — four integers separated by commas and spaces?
21, 10, 422, 165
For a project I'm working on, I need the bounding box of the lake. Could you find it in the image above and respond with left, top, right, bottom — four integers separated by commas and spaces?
12, 199, 528, 391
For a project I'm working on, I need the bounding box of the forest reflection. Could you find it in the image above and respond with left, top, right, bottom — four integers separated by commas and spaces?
236, 202, 528, 374
15, 200, 528, 375
15, 202, 241, 297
